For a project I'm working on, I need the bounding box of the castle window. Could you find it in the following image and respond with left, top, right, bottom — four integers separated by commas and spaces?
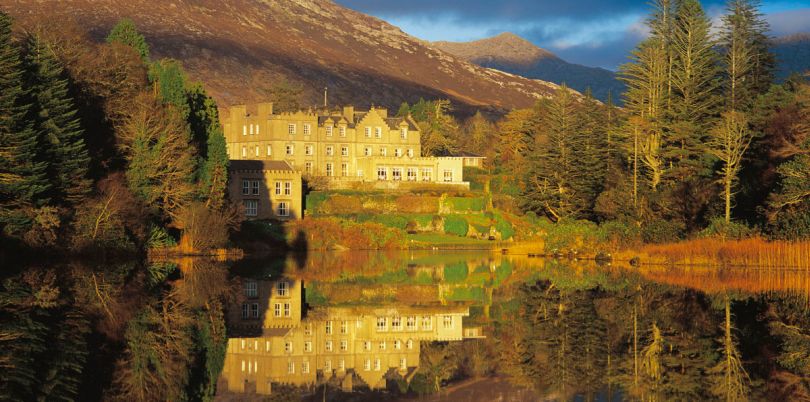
287, 361, 295, 374
285, 341, 293, 353
341, 146, 348, 156
379, 341, 386, 350
244, 200, 258, 217
305, 145, 313, 156
325, 340, 333, 352
277, 281, 288, 296
255, 146, 260, 156
407, 148, 414, 157
443, 170, 454, 182
395, 148, 402, 157
242, 125, 247, 136
274, 303, 281, 317
400, 127, 407, 139
407, 339, 413, 349
340, 340, 348, 351
241, 180, 250, 195
357, 169, 363, 177
422, 316, 432, 330
443, 315, 454, 329
326, 321, 333, 334
267, 145, 272, 156
305, 162, 313, 175
376, 317, 388, 331
275, 182, 282, 195
284, 303, 290, 316
241, 303, 249, 319
407, 168, 417, 181
338, 359, 345, 371
364, 359, 371, 371
326, 163, 333, 177
376, 167, 387, 181
341, 321, 348, 334
374, 359, 381, 371
244, 280, 257, 298
251, 303, 259, 318
406, 316, 417, 330
341, 163, 348, 177
251, 180, 260, 195
278, 202, 289, 217
286, 145, 294, 155
364, 341, 371, 351
380, 147, 387, 157
284, 181, 292, 195
391, 317, 402, 331
256, 124, 259, 134
250, 124, 254, 135
303, 123, 311, 135
392, 168, 402, 181
241, 146, 247, 157
325, 360, 332, 371
326, 146, 334, 156
394, 340, 401, 349
400, 358, 407, 370
304, 341, 312, 352
326, 125, 333, 136
288, 124, 296, 135
339, 126, 346, 137
421, 168, 432, 182
302, 361, 310, 374
364, 147, 372, 156
375, 127, 382, 138
364, 127, 371, 138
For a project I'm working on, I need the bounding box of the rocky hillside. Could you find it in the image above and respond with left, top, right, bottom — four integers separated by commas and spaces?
0, 0, 563, 114
773, 33, 810, 80
433, 33, 624, 103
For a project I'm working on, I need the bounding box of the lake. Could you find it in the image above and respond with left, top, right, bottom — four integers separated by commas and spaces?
1, 251, 808, 401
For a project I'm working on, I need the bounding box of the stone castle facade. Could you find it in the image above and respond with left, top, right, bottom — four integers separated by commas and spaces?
223, 103, 470, 190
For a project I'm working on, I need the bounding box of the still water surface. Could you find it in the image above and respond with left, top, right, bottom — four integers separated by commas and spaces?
2, 251, 808, 401
218, 251, 810, 401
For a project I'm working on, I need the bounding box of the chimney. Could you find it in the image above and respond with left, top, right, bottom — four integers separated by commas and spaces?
343, 105, 354, 120
257, 102, 274, 116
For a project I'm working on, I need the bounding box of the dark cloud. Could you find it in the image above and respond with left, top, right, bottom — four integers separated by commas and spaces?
335, 1, 810, 70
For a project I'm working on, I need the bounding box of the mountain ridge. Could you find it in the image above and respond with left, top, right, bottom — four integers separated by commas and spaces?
432, 32, 624, 102
0, 0, 564, 114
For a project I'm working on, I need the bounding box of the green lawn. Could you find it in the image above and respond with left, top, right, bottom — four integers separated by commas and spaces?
407, 233, 492, 245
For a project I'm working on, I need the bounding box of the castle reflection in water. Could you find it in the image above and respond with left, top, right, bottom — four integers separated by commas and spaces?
218, 277, 484, 395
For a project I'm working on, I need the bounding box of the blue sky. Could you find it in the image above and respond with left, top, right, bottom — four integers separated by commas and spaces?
335, 0, 810, 70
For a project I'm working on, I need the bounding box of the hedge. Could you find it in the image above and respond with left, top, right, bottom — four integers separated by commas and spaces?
443, 215, 469, 237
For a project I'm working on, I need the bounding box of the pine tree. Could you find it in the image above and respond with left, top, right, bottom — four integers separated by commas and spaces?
707, 111, 753, 223
106, 18, 150, 63
149, 59, 190, 119
419, 100, 457, 156
720, 0, 774, 111
668, 0, 721, 179
24, 35, 90, 207
0, 12, 49, 234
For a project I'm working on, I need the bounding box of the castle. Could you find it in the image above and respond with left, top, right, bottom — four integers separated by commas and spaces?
224, 103, 482, 183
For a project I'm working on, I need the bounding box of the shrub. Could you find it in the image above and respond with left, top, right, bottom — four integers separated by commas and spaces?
148, 225, 176, 248
395, 195, 439, 213
372, 214, 409, 230
539, 219, 600, 251
324, 194, 363, 214
493, 213, 515, 240
699, 217, 756, 240
443, 215, 469, 237
598, 220, 641, 248
305, 191, 329, 213
641, 219, 685, 244
767, 209, 810, 240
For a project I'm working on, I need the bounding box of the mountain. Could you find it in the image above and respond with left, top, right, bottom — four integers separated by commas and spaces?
773, 33, 810, 80
0, 0, 565, 115
433, 33, 624, 103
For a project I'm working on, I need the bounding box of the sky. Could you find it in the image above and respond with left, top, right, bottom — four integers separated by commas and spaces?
334, 0, 810, 71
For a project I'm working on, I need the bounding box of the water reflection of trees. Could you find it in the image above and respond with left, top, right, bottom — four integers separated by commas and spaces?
0, 258, 234, 401
490, 272, 810, 401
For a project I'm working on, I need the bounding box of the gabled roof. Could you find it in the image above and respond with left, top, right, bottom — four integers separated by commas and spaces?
229, 160, 295, 172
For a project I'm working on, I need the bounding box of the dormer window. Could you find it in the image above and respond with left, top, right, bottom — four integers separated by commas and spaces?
339, 126, 346, 137
326, 125, 333, 136
400, 127, 407, 139
364, 127, 371, 138
303, 123, 311, 135
288, 124, 296, 135
375, 127, 382, 138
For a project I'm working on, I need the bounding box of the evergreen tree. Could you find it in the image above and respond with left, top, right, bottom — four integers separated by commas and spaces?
523, 87, 587, 220
149, 59, 190, 119
419, 99, 457, 156
495, 108, 537, 177
396, 102, 410, 117
106, 18, 150, 63
667, 0, 721, 179
461, 111, 494, 156
266, 77, 303, 113
24, 35, 91, 206
720, 0, 774, 111
0, 12, 49, 234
